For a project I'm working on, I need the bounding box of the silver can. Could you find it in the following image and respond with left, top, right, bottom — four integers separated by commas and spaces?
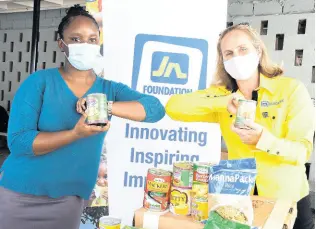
86, 93, 108, 126
234, 99, 257, 129
99, 216, 121, 229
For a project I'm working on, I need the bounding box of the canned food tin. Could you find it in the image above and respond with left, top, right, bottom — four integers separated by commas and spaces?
193, 162, 212, 184
173, 162, 193, 188
191, 194, 208, 222
170, 186, 191, 216
143, 168, 172, 212
99, 216, 121, 229
86, 93, 108, 126
234, 99, 257, 129
191, 180, 208, 221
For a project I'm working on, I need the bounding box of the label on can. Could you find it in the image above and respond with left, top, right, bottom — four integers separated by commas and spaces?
146, 168, 172, 193
143, 192, 169, 212
86, 93, 108, 125
192, 182, 208, 197
170, 187, 191, 216
235, 99, 257, 129
173, 162, 193, 188
193, 163, 211, 184
99, 216, 121, 229
191, 195, 208, 222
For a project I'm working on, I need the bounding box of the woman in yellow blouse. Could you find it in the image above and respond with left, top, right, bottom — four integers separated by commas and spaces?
165, 24, 314, 229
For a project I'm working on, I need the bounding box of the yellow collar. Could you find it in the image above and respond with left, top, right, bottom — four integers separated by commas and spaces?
259, 74, 276, 94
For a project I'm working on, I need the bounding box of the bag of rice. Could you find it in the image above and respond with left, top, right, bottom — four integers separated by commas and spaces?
205, 158, 257, 229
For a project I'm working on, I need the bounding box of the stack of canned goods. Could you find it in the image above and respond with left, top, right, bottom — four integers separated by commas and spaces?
142, 162, 214, 223
170, 162, 193, 216
191, 162, 213, 223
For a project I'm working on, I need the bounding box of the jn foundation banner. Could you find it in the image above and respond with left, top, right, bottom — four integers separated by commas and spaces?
101, 0, 228, 226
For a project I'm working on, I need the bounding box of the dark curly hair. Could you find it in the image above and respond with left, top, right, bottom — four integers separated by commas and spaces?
58, 4, 99, 40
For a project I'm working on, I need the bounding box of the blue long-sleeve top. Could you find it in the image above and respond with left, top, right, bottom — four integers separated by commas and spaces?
0, 68, 165, 199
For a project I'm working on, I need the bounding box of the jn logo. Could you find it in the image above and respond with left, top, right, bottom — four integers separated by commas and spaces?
132, 34, 208, 90
151, 52, 189, 85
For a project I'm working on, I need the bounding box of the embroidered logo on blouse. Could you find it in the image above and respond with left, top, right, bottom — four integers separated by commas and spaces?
261, 99, 284, 107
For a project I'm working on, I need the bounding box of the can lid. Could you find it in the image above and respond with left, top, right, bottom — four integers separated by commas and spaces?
238, 98, 257, 104
87, 93, 107, 98
193, 162, 214, 168
174, 162, 193, 169
99, 216, 121, 225
148, 168, 172, 176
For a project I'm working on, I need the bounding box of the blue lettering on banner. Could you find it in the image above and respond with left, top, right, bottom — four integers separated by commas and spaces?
143, 86, 192, 96
125, 123, 207, 146
130, 147, 199, 167
123, 171, 147, 188
132, 34, 208, 95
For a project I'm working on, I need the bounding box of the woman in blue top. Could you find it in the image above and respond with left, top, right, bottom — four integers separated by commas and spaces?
0, 5, 165, 229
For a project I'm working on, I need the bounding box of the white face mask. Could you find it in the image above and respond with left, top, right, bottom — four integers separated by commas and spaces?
62, 40, 102, 71
223, 52, 260, 81
93, 55, 105, 76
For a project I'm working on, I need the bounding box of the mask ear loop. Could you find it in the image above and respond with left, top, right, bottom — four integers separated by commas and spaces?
60, 39, 70, 61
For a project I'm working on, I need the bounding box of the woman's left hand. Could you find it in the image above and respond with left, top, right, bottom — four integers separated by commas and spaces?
231, 121, 263, 145
76, 97, 87, 115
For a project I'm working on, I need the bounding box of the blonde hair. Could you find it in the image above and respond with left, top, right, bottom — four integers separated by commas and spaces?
212, 24, 283, 91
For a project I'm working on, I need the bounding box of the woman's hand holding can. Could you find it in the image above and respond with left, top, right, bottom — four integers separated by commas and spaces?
72, 114, 110, 139
227, 93, 244, 115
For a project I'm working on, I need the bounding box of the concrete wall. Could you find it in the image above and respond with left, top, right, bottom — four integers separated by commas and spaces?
0, 9, 64, 30
0, 9, 65, 112
228, 0, 315, 18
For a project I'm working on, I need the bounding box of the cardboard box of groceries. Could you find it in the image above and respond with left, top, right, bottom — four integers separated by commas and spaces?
134, 196, 297, 229
250, 196, 297, 229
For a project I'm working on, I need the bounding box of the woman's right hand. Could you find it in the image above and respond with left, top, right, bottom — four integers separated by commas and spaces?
72, 114, 110, 138
227, 93, 244, 115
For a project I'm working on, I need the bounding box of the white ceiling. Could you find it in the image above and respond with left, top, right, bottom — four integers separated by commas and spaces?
0, 0, 85, 13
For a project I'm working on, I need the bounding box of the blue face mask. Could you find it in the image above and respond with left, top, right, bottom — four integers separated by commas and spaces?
62, 40, 102, 71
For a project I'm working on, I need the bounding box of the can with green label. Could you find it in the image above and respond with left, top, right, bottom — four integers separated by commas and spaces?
86, 93, 108, 126
173, 162, 193, 189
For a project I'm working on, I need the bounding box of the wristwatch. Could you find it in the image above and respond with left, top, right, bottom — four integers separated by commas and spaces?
107, 101, 113, 117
